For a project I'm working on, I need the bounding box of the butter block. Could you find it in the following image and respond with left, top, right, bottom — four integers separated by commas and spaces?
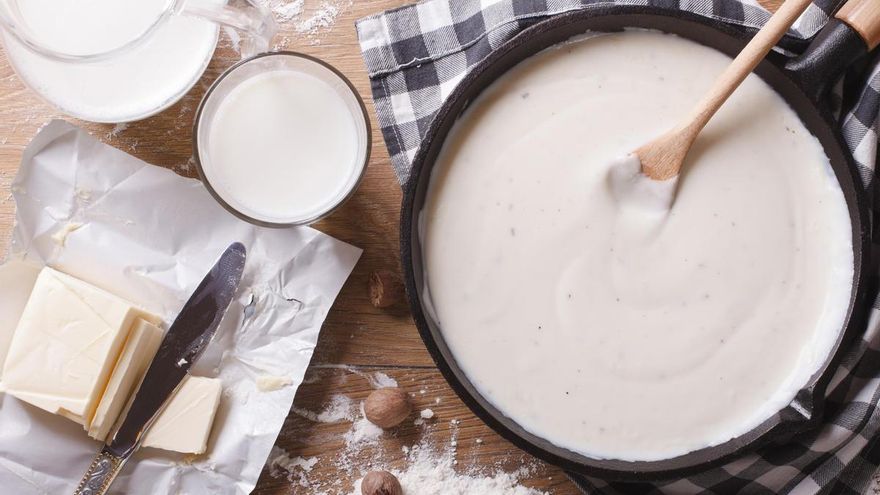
142, 376, 222, 454
0, 260, 42, 372
88, 318, 163, 442
0, 267, 160, 425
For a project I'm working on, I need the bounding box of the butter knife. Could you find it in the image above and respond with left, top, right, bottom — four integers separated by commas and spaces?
73, 242, 246, 495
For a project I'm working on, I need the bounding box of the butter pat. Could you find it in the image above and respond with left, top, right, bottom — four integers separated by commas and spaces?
143, 376, 222, 454
255, 375, 292, 392
88, 319, 163, 442
0, 267, 159, 425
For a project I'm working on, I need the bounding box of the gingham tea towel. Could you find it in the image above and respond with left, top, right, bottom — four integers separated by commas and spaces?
356, 1, 880, 493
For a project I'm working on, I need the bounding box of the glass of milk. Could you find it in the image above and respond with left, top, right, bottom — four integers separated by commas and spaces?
194, 52, 371, 227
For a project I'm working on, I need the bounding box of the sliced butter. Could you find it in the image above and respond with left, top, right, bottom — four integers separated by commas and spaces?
142, 376, 222, 454
88, 318, 163, 442
0, 267, 160, 424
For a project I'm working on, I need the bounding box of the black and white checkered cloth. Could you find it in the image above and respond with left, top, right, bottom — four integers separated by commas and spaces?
357, 1, 880, 493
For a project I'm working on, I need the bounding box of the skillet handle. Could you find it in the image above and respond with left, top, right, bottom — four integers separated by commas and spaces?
837, 0, 880, 50
783, 0, 879, 102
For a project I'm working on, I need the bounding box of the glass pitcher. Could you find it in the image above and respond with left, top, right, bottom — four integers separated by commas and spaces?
0, 0, 276, 61
0, 0, 277, 123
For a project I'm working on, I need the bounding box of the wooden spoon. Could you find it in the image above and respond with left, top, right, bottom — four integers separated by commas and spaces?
636, 0, 813, 181
838, 0, 880, 50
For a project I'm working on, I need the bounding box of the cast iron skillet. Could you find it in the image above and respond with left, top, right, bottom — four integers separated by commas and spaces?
401, 3, 876, 482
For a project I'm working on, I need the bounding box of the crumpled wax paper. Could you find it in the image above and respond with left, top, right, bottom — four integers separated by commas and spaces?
0, 119, 361, 494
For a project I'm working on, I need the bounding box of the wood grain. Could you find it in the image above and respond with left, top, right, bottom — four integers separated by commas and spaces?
837, 0, 880, 50
757, 0, 785, 11
0, 1, 788, 494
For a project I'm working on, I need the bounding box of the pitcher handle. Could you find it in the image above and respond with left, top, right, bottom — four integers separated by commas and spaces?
179, 0, 277, 57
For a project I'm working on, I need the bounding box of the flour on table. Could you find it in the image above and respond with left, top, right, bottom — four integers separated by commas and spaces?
173, 156, 196, 176
368, 371, 398, 389
256, 0, 304, 22
270, 392, 542, 494
296, 1, 349, 36
350, 443, 546, 495
344, 412, 383, 447
105, 123, 129, 140
271, 367, 543, 493
414, 408, 435, 426
269, 446, 319, 477
292, 393, 355, 423
254, 0, 350, 48
310, 364, 398, 389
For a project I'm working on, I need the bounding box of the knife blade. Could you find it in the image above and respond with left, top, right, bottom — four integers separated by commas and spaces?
74, 242, 246, 495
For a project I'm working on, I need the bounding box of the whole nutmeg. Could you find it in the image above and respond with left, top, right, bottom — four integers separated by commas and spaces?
364, 387, 411, 428
361, 470, 402, 495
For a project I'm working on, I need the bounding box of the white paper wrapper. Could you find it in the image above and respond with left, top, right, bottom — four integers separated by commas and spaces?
0, 120, 361, 494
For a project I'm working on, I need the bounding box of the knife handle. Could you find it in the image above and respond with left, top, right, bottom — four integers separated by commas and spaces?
73, 448, 126, 495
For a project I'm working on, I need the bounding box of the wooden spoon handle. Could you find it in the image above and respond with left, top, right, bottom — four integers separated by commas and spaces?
638, 0, 813, 180
837, 0, 880, 50
683, 0, 813, 135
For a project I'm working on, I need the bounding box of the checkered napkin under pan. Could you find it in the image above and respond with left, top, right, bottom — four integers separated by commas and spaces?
356, 1, 880, 493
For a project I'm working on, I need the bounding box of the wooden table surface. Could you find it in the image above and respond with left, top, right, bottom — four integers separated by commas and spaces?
0, 1, 783, 494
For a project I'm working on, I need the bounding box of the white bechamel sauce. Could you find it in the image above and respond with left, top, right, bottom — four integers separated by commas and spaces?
1, 0, 218, 122
422, 32, 854, 461
200, 64, 366, 225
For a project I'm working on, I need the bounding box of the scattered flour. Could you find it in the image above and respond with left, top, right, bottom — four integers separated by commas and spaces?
276, 0, 305, 21
105, 122, 128, 140
350, 443, 546, 495
257, 0, 305, 22
293, 394, 355, 423
414, 408, 436, 426
368, 371, 398, 389
271, 367, 543, 494
269, 446, 319, 477
252, 0, 350, 48
174, 156, 196, 175
310, 364, 398, 390
296, 1, 347, 35
344, 411, 383, 447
